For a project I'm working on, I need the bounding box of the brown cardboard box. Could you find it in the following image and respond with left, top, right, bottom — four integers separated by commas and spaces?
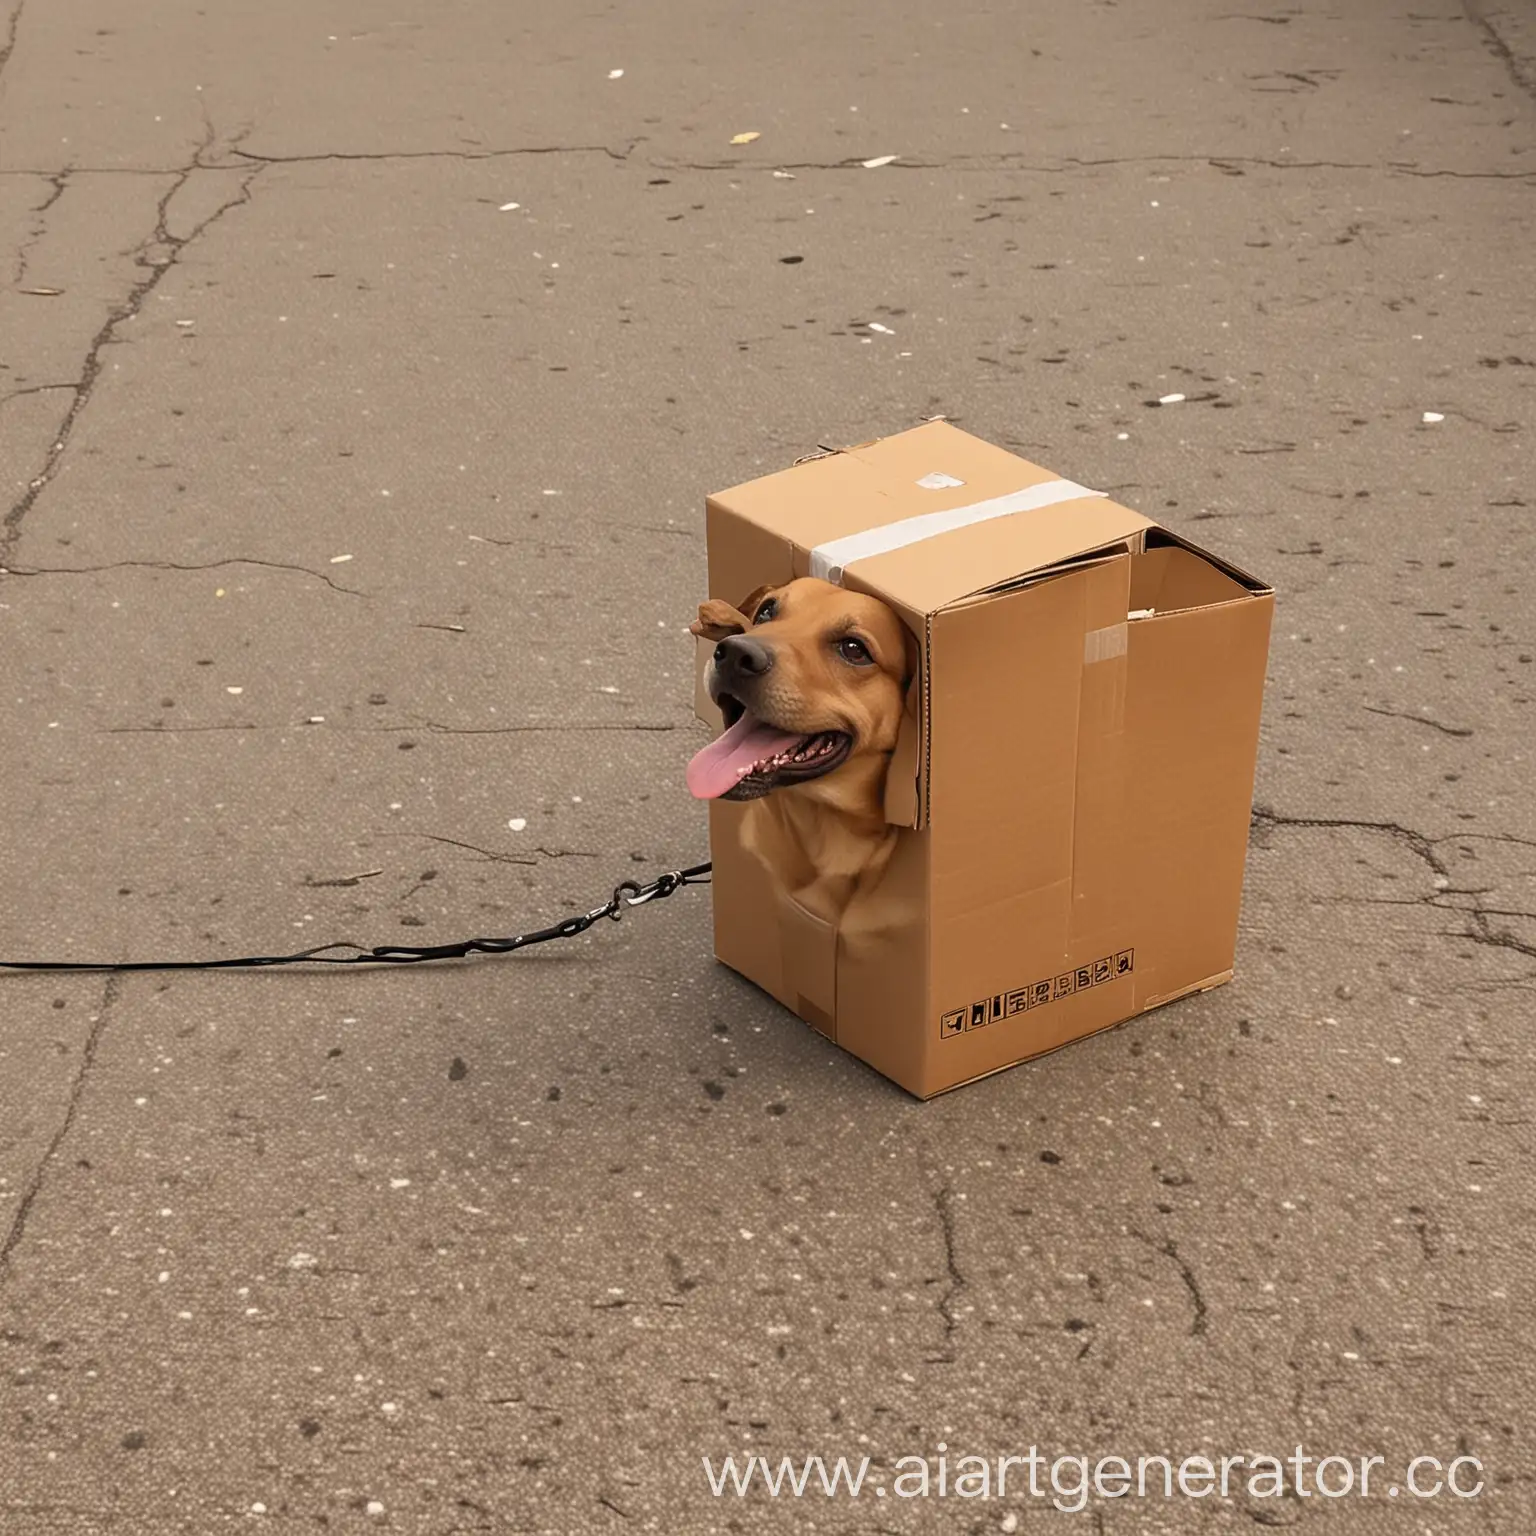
696, 421, 1273, 1097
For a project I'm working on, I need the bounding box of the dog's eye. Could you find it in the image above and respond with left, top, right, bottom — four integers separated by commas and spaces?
753, 598, 778, 623
837, 636, 873, 666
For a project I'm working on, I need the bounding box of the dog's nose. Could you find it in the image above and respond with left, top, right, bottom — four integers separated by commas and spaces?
713, 634, 774, 679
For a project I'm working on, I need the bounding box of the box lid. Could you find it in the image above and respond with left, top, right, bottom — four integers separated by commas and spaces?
708, 421, 1155, 614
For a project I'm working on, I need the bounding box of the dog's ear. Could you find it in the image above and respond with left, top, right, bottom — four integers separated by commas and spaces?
734, 584, 775, 624
688, 584, 777, 641
689, 598, 752, 642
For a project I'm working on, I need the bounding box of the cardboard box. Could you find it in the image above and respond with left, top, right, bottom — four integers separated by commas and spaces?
696, 421, 1273, 1097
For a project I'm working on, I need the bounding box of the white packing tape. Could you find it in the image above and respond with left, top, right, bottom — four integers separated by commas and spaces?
1083, 622, 1128, 664
809, 478, 1107, 585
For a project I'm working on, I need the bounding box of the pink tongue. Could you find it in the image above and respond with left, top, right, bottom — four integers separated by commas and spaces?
687, 713, 806, 800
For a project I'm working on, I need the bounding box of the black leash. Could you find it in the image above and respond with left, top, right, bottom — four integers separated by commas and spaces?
0, 861, 712, 974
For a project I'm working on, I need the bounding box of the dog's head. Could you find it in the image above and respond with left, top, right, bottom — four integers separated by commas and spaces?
686, 577, 916, 803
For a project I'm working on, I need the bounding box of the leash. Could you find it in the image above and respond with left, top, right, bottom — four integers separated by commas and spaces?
0, 861, 712, 973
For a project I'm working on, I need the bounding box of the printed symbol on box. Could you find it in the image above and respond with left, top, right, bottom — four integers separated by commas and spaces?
939, 1008, 965, 1039
968, 999, 991, 1030
1075, 965, 1093, 992
1031, 980, 1052, 1008
1115, 949, 1135, 977
1092, 957, 1113, 987
1054, 973, 1075, 1000
1005, 989, 1029, 1017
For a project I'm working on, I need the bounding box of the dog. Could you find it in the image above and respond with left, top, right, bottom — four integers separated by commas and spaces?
687, 577, 917, 927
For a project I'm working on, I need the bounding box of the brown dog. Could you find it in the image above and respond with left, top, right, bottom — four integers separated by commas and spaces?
687, 577, 916, 926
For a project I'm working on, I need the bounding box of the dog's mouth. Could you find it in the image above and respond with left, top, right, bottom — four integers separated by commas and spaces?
687, 696, 853, 801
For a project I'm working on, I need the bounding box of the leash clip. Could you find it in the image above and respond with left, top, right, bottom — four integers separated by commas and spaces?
615, 871, 681, 910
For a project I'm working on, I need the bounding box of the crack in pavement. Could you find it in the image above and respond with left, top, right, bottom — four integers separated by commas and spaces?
101, 723, 262, 735
1, 556, 366, 596
1251, 807, 1536, 963
0, 130, 264, 567
397, 833, 598, 867
10, 168, 67, 287
0, 165, 236, 178
657, 152, 1536, 181
1362, 705, 1474, 738
924, 1184, 965, 1363
6, 149, 1531, 184
0, 382, 77, 409
467, 533, 578, 553
92, 718, 684, 736
0, 975, 119, 1278
229, 139, 640, 166
415, 720, 679, 735
1132, 1229, 1209, 1338
1464, 0, 1536, 103
1390, 166, 1536, 180
0, 0, 22, 90
1066, 153, 1536, 181
612, 522, 698, 540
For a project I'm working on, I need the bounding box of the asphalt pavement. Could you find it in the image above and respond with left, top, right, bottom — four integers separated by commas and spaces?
2, 1, 1533, 1531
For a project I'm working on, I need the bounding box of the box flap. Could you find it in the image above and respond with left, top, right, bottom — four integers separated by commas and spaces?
709, 421, 1154, 615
